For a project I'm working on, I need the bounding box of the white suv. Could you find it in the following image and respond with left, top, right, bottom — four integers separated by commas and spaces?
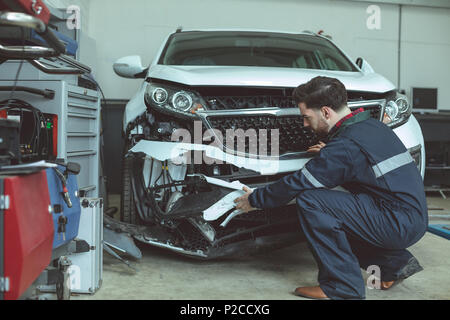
113, 29, 425, 259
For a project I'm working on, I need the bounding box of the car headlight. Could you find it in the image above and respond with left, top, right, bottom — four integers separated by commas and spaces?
383, 93, 412, 128
172, 91, 193, 112
144, 82, 207, 117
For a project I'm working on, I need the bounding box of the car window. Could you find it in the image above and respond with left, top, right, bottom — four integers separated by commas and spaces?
160, 31, 358, 72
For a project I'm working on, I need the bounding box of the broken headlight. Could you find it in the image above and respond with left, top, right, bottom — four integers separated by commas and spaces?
383, 93, 412, 128
144, 82, 207, 118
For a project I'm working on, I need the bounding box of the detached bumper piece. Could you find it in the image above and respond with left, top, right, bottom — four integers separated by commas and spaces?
134, 206, 303, 260
111, 185, 302, 260
118, 146, 304, 259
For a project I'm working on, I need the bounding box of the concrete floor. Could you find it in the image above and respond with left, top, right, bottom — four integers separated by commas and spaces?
73, 194, 450, 300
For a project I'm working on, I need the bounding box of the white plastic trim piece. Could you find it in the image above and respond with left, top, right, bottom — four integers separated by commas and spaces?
130, 140, 309, 175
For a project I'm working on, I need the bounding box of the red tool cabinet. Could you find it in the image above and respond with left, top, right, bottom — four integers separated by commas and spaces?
1, 170, 54, 300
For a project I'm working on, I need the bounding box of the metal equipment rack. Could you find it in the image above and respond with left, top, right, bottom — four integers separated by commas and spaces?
0, 56, 101, 197
0, 5, 103, 300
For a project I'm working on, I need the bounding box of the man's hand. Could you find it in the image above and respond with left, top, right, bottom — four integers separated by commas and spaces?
234, 186, 255, 213
307, 141, 326, 154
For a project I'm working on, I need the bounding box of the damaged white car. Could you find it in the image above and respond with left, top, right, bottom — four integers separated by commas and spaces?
110, 29, 425, 259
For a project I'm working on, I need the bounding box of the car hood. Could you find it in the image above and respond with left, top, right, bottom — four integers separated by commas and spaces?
148, 65, 396, 93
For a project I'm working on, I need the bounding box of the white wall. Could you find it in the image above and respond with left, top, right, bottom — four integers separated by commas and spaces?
81, 0, 449, 110
401, 5, 450, 110
43, 0, 98, 82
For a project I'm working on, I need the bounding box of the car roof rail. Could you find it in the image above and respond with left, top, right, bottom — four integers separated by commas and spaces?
302, 30, 316, 35
301, 30, 333, 40
317, 30, 333, 40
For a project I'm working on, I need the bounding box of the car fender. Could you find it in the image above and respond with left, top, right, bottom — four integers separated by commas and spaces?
393, 115, 426, 178
123, 83, 147, 133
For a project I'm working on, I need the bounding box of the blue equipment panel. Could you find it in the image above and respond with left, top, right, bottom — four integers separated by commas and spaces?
31, 29, 79, 56
428, 224, 450, 240
46, 166, 81, 249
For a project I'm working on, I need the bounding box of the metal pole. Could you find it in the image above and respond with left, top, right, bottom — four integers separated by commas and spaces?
397, 4, 402, 90
0, 179, 4, 300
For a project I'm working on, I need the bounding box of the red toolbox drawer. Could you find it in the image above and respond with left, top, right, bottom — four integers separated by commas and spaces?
1, 170, 54, 300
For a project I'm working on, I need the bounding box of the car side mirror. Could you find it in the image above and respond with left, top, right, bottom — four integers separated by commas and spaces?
113, 55, 147, 79
356, 57, 374, 74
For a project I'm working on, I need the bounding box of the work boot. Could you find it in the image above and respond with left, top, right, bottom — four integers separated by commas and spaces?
380, 256, 423, 290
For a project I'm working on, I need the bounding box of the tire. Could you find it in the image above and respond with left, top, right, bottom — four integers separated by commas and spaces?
120, 153, 140, 225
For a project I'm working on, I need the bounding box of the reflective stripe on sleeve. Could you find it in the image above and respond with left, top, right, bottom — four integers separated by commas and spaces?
372, 151, 414, 178
302, 167, 326, 188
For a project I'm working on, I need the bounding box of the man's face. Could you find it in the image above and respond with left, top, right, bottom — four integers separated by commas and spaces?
298, 102, 330, 139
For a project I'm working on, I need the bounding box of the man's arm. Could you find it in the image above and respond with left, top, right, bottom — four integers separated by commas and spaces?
248, 138, 355, 209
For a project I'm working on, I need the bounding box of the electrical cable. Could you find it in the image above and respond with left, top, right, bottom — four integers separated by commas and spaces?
0, 99, 51, 161
0, 99, 38, 155
87, 76, 110, 209
131, 156, 171, 222
87, 76, 107, 135
5, 27, 26, 109
162, 160, 166, 189
148, 157, 154, 188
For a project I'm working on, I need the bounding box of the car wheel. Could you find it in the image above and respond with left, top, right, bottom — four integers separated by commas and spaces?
120, 149, 141, 225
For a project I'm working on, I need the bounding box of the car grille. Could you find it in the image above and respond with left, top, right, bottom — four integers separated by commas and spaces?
359, 104, 383, 121
202, 100, 385, 157
207, 114, 317, 155
205, 95, 296, 110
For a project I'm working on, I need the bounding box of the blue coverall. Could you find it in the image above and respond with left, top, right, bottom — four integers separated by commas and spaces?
248, 110, 428, 299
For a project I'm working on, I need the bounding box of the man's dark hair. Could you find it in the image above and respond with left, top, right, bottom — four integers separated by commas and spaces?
293, 76, 348, 111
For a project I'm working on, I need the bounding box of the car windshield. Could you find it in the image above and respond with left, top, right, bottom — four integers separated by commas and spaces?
160, 31, 358, 71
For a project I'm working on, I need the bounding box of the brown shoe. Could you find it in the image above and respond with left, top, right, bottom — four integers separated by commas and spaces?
294, 286, 330, 300
380, 279, 405, 290
380, 281, 395, 290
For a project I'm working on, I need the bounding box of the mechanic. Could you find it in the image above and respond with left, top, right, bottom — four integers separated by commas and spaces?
234, 76, 428, 300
